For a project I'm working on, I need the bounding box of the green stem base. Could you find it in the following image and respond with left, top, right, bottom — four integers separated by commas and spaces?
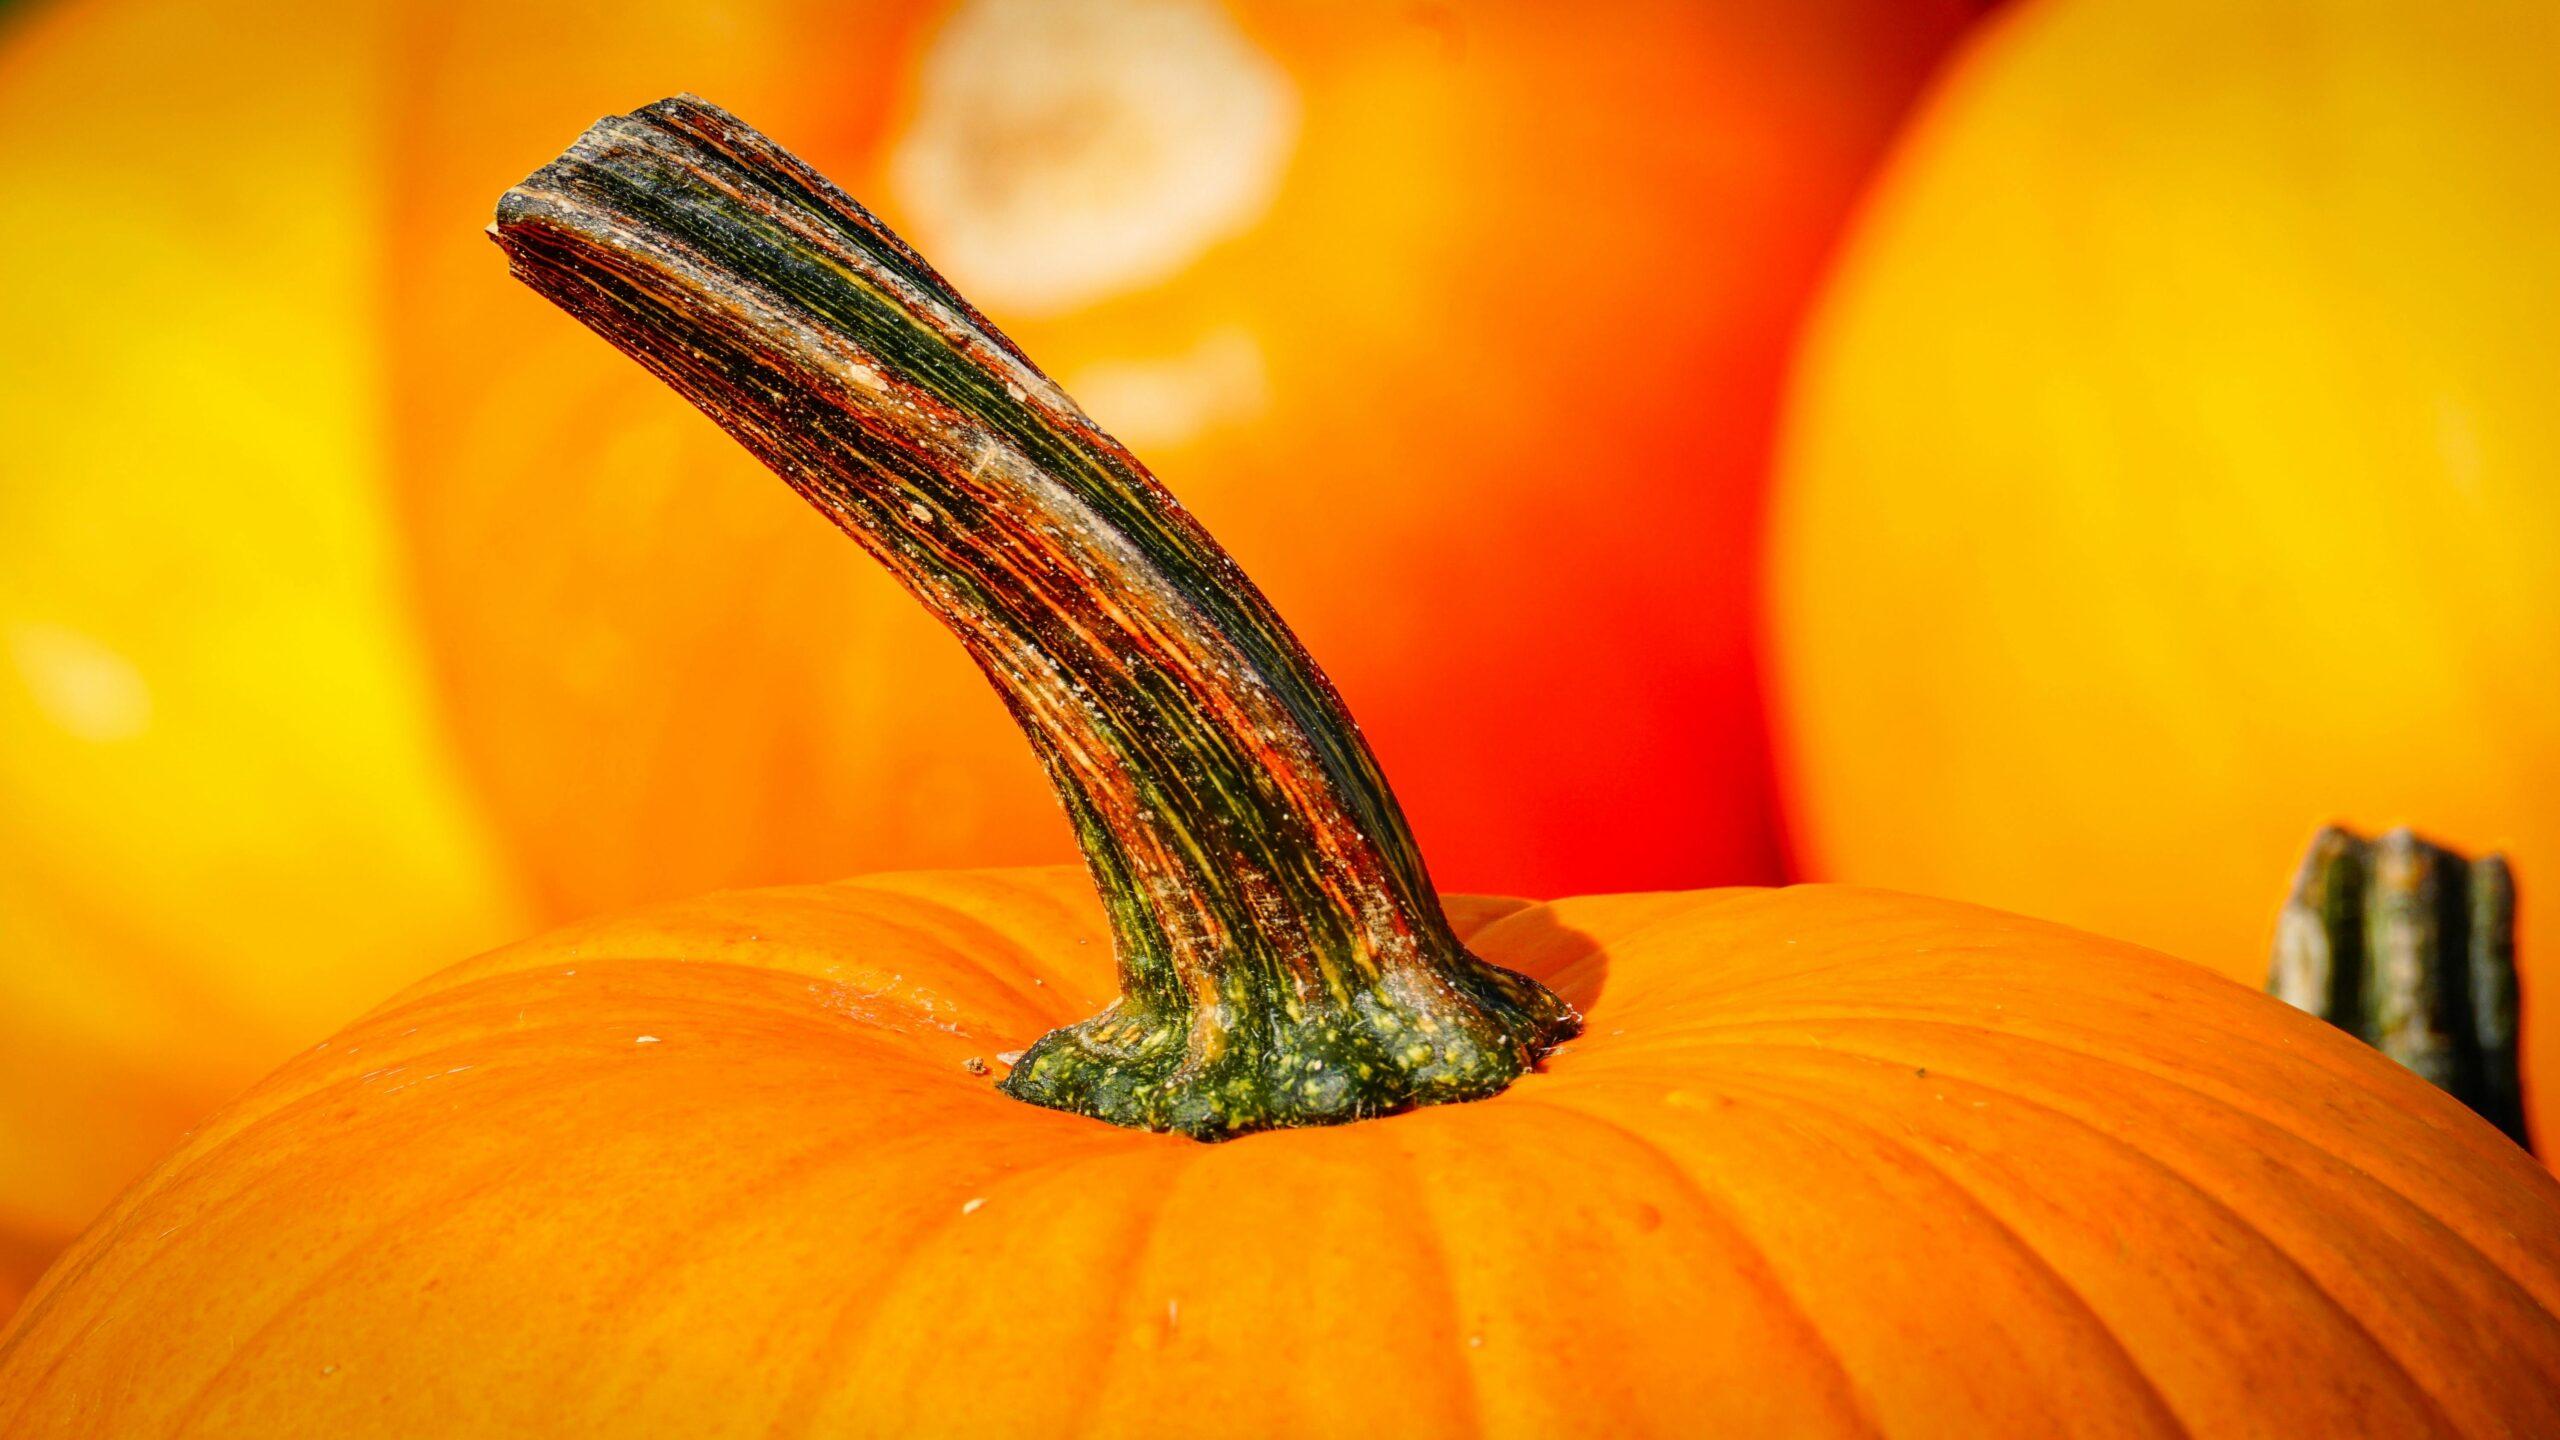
1002, 957, 1576, 1138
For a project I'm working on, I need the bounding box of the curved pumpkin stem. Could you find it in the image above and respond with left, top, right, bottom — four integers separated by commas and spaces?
2269, 825, 2529, 1151
491, 96, 1576, 1138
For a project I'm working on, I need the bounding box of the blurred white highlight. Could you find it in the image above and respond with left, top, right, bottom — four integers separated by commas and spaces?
890, 0, 1298, 317
9, 620, 152, 742
1066, 326, 1271, 449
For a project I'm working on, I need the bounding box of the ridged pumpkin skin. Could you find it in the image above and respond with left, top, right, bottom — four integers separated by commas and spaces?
0, 0, 1973, 1273
6, 870, 2554, 1436
1770, 2, 2560, 1125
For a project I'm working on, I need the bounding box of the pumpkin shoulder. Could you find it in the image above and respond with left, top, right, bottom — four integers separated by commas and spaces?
9, 876, 2557, 1437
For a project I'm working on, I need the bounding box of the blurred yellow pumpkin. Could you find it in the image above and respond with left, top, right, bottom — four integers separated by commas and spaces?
1772, 0, 2560, 1130
0, 0, 1977, 1297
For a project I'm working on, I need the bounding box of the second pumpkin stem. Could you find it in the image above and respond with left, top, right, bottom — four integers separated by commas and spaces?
2269, 824, 2529, 1150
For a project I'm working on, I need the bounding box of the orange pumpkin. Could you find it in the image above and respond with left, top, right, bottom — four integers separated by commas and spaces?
13, 872, 2560, 1436
0, 0, 1976, 1282
7, 96, 2556, 1436
1769, 0, 2560, 1127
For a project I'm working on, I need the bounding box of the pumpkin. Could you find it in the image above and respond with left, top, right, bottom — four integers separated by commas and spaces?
8, 96, 2557, 1437
0, 0, 1977, 1287
1769, 0, 2560, 1131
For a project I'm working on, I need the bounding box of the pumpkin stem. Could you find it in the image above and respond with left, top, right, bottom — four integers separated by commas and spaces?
2269, 825, 2529, 1150
490, 96, 1577, 1139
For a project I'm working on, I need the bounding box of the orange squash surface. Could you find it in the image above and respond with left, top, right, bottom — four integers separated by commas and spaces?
1771, 0, 2560, 1126
0, 0, 1977, 1288
5, 871, 2555, 1435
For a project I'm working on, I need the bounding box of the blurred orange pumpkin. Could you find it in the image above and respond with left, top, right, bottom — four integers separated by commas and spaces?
0, 0, 1978, 1297
1771, 0, 2560, 1128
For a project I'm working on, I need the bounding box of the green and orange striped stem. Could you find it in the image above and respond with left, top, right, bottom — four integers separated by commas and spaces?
492, 96, 1576, 1138
2269, 825, 2529, 1150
